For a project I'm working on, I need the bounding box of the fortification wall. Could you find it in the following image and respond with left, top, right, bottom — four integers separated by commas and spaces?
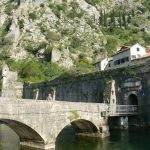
23, 63, 150, 125
23, 73, 105, 103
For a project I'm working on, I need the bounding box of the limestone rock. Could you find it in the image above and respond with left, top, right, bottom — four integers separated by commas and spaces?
51, 49, 61, 62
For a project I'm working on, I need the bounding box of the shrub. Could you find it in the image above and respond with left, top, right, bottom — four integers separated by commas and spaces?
5, 2, 15, 15
18, 19, 24, 29
43, 63, 67, 80
25, 42, 47, 55
29, 12, 37, 20
0, 18, 12, 37
0, 50, 10, 60
106, 36, 120, 56
19, 59, 44, 82
70, 36, 83, 49
85, 0, 99, 6
45, 31, 60, 42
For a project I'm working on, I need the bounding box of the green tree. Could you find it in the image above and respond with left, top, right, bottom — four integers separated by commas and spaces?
122, 12, 127, 29
43, 63, 67, 80
99, 10, 103, 26
104, 10, 107, 27
29, 12, 37, 20
119, 12, 122, 28
19, 59, 44, 81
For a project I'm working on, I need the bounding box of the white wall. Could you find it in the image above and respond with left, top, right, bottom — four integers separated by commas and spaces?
101, 58, 109, 70
98, 44, 146, 71
130, 44, 146, 60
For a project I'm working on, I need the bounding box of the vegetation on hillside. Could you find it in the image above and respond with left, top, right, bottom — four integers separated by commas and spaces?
0, 0, 150, 82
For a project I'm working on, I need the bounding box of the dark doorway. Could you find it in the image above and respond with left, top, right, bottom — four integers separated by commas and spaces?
128, 94, 138, 105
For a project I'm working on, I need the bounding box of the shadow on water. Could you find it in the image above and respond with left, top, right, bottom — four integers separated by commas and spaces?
1, 123, 150, 150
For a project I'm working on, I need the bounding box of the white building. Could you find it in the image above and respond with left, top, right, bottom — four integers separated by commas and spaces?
94, 58, 112, 70
94, 43, 148, 71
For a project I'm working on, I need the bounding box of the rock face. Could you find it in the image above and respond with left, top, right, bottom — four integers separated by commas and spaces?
0, 0, 149, 67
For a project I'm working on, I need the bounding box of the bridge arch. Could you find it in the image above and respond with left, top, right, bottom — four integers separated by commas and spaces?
128, 94, 138, 105
0, 119, 45, 145
71, 119, 98, 133
56, 119, 98, 138
56, 119, 99, 146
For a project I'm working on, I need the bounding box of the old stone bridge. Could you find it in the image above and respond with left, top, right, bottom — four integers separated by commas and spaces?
0, 97, 110, 150
0, 97, 138, 149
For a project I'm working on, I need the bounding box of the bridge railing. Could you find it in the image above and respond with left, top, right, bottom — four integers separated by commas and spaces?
116, 105, 138, 114
102, 105, 138, 117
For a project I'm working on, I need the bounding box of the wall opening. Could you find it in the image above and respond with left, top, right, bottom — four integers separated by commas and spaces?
128, 94, 138, 105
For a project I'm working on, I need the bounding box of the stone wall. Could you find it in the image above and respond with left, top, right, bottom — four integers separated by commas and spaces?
23, 73, 105, 103
8, 61, 150, 126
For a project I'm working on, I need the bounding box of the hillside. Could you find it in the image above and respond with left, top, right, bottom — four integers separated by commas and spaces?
0, 0, 150, 82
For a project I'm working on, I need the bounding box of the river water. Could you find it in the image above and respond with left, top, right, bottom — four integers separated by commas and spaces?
0, 124, 150, 150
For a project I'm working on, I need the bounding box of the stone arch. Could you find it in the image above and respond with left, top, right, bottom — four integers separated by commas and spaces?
71, 119, 98, 133
56, 119, 98, 140
128, 94, 138, 105
0, 119, 45, 145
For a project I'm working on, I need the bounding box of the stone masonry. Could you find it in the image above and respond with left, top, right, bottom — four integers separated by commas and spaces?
0, 97, 109, 150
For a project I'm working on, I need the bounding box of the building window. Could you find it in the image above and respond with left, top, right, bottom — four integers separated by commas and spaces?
126, 57, 129, 61
137, 54, 141, 58
137, 48, 140, 51
118, 60, 120, 64
109, 63, 111, 67
121, 58, 125, 63
131, 55, 136, 59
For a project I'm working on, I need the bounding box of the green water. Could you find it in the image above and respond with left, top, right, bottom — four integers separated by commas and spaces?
0, 125, 150, 150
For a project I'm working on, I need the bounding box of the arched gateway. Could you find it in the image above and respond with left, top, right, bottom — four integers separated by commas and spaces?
128, 94, 138, 105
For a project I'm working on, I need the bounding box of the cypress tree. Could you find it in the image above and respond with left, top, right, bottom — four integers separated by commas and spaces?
104, 10, 107, 27
99, 10, 103, 26
127, 15, 131, 24
93, 14, 96, 23
112, 9, 116, 28
119, 12, 122, 28
132, 9, 135, 17
109, 16, 113, 32
122, 12, 127, 29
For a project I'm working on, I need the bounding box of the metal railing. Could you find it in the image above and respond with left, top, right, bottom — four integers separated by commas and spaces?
102, 105, 138, 117
116, 105, 138, 114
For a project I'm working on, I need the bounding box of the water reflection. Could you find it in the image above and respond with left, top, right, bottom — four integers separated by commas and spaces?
0, 124, 150, 150
0, 124, 20, 150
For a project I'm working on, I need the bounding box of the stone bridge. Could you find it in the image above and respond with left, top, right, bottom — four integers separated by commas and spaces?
0, 97, 109, 150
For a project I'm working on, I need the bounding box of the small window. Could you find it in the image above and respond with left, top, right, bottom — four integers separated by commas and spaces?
131, 55, 136, 59
112, 90, 114, 95
121, 58, 125, 63
118, 60, 120, 64
137, 48, 140, 51
126, 57, 129, 61
109, 63, 111, 67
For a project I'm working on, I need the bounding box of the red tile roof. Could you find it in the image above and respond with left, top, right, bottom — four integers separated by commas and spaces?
112, 46, 131, 56
146, 48, 150, 53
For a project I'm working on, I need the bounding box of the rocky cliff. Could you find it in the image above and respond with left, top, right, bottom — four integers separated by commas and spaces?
0, 0, 150, 73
